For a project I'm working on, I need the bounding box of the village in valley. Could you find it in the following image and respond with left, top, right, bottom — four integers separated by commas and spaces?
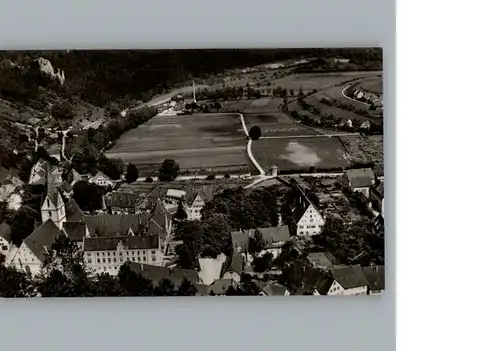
0, 49, 384, 297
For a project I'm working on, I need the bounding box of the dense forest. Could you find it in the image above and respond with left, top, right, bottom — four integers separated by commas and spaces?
0, 48, 382, 107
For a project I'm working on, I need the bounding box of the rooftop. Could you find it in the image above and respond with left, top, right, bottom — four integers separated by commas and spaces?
330, 264, 369, 289
83, 234, 160, 252
231, 225, 291, 252
344, 168, 375, 188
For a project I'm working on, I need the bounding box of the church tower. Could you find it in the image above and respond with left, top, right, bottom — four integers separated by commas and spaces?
41, 167, 66, 229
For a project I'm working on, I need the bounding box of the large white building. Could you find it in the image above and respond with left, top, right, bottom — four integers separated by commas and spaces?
83, 233, 162, 275
292, 186, 325, 236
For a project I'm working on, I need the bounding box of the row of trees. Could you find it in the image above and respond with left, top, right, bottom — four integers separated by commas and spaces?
0, 235, 198, 297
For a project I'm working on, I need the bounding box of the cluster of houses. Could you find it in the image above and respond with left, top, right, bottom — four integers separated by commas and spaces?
1, 156, 385, 296
352, 88, 383, 109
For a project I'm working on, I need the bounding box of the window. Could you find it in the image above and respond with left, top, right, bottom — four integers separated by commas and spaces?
87, 259, 92, 263
107, 258, 111, 263
107, 252, 110, 256
2, 245, 8, 251
132, 251, 135, 255
113, 252, 116, 256
97, 252, 100, 257
143, 257, 146, 262
48, 211, 52, 217
120, 258, 123, 262
87, 253, 91, 257
113, 258, 117, 263
132, 257, 135, 262
97, 259, 100, 263
103, 267, 106, 272
119, 252, 123, 256
137, 251, 140, 255
137, 257, 141, 262
143, 251, 146, 255
152, 256, 156, 262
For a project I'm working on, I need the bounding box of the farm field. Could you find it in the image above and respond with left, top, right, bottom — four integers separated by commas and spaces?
220, 98, 282, 114
357, 78, 383, 94
288, 94, 364, 121
339, 135, 383, 165
105, 113, 252, 176
251, 136, 351, 173
271, 71, 382, 94
243, 113, 320, 138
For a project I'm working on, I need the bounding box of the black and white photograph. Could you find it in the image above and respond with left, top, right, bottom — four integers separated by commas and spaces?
0, 48, 384, 297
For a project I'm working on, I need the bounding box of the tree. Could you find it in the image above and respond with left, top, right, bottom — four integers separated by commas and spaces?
252, 252, 274, 273
248, 125, 262, 140
98, 155, 124, 180
125, 163, 139, 183
51, 101, 76, 120
117, 263, 154, 296
0, 253, 34, 297
174, 200, 187, 220
145, 176, 153, 182
176, 277, 197, 296
213, 102, 222, 111
158, 159, 179, 182
248, 229, 265, 255
224, 173, 230, 179
73, 181, 104, 212
175, 244, 197, 270
206, 174, 215, 180
154, 278, 176, 296
9, 205, 39, 246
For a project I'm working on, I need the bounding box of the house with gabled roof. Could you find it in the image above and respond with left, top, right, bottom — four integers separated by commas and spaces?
206, 278, 237, 296
221, 250, 245, 283
65, 198, 85, 222
127, 262, 199, 288
329, 264, 369, 296
88, 171, 114, 188
182, 185, 213, 220
231, 225, 291, 262
259, 282, 290, 296
62, 221, 89, 250
9, 219, 63, 276
106, 191, 143, 214
291, 185, 325, 236
342, 168, 376, 197
362, 265, 385, 295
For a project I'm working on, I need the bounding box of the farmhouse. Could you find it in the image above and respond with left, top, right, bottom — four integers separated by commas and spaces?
341, 168, 375, 197
329, 264, 369, 296
306, 251, 337, 270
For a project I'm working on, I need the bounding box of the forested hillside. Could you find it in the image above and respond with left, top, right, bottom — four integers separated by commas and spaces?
0, 48, 382, 108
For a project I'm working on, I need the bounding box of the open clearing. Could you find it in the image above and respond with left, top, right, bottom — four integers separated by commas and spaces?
338, 135, 383, 165
252, 136, 351, 173
105, 113, 252, 176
